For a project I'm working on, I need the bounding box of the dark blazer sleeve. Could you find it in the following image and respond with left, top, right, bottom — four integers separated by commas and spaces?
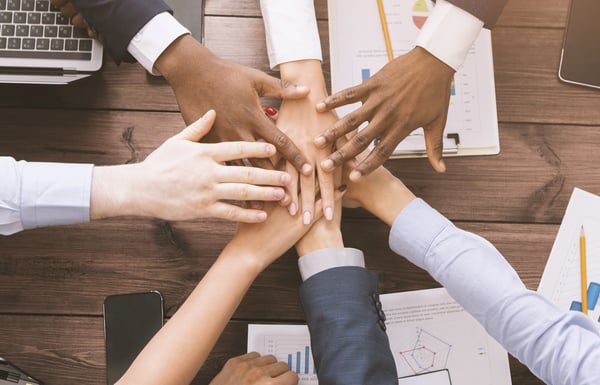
444, 0, 508, 28
69, 0, 172, 63
298, 266, 398, 385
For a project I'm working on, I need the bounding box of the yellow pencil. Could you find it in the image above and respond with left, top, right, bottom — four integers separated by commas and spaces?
376, 0, 394, 62
580, 225, 588, 315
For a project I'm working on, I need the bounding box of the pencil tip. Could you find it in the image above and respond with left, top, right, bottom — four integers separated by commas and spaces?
581, 225, 585, 236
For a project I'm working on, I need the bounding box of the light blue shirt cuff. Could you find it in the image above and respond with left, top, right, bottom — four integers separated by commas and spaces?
21, 162, 94, 230
298, 247, 365, 281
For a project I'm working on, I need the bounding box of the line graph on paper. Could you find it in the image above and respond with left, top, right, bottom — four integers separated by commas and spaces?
397, 327, 453, 376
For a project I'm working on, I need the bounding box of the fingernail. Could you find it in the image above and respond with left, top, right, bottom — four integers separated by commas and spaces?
325, 207, 333, 221
264, 106, 278, 116
295, 85, 310, 93
201, 109, 213, 120
314, 136, 326, 146
274, 188, 285, 199
439, 159, 447, 172
289, 202, 298, 216
302, 163, 312, 175
281, 173, 292, 185
338, 184, 348, 192
316, 102, 326, 110
350, 170, 362, 181
265, 143, 276, 155
303, 211, 312, 225
256, 212, 267, 222
321, 159, 334, 170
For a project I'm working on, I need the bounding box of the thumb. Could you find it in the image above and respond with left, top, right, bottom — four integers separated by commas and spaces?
423, 116, 447, 173
259, 73, 310, 100
173, 109, 216, 142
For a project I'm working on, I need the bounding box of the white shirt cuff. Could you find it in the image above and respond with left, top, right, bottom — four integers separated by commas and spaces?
415, 0, 484, 71
127, 12, 190, 76
20, 162, 94, 231
260, 0, 322, 69
298, 247, 365, 281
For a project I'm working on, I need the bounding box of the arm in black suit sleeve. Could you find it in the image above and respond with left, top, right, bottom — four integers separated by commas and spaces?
298, 266, 398, 385
69, 0, 172, 63
444, 0, 507, 28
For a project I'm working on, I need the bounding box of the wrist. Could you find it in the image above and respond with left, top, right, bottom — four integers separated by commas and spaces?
296, 226, 344, 257
279, 60, 328, 100
155, 34, 213, 85
357, 172, 416, 226
219, 241, 269, 276
90, 165, 142, 219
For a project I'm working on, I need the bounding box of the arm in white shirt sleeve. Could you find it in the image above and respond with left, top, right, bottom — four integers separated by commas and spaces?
127, 12, 190, 75
0, 157, 93, 235
389, 198, 600, 385
260, 0, 322, 69
415, 0, 484, 71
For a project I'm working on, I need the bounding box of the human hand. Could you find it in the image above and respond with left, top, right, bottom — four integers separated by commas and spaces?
209, 353, 298, 385
155, 35, 312, 176
274, 60, 338, 223
50, 0, 95, 37
90, 110, 293, 223
315, 47, 455, 179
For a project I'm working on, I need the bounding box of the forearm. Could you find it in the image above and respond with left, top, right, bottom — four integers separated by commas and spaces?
116, 249, 262, 385
389, 199, 600, 384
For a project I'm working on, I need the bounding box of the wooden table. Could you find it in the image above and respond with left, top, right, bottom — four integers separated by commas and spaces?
1, 1, 599, 384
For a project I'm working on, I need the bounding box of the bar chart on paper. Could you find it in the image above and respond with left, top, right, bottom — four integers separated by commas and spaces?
539, 188, 600, 328
247, 325, 318, 385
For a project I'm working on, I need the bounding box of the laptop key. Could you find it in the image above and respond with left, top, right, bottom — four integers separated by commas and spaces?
50, 38, 62, 50
41, 12, 54, 24
64, 38, 77, 50
7, 36, 20, 49
55, 13, 68, 24
35, 0, 47, 11
0, 37, 6, 48
21, 0, 34, 10
15, 24, 27, 36
43, 25, 56, 37
7, 0, 19, 10
35, 37, 48, 49
1, 24, 15, 36
22, 37, 34, 49
27, 12, 40, 23
72, 28, 87, 38
58, 25, 71, 37
0, 0, 6, 10
0, 11, 12, 22
13, 11, 26, 23
79, 38, 92, 51
29, 24, 42, 36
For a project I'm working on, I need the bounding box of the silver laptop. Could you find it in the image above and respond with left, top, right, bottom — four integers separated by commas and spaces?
0, 0, 103, 84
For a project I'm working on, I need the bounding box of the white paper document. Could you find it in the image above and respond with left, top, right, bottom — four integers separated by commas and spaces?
248, 288, 511, 385
538, 188, 600, 328
328, 0, 500, 157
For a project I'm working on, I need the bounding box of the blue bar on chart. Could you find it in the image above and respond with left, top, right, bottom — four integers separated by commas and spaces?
570, 281, 600, 314
361, 68, 370, 81
288, 354, 292, 369
296, 351, 301, 373
305, 346, 310, 374
450, 78, 456, 96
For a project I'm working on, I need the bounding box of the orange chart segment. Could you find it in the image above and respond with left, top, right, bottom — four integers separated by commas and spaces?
412, 0, 434, 29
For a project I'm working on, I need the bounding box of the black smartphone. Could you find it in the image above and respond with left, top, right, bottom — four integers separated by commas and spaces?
558, 0, 600, 89
103, 291, 164, 385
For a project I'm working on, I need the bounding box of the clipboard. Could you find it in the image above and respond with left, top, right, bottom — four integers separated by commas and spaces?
329, 0, 500, 158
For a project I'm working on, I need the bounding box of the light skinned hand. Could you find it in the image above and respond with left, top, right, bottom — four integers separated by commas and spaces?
90, 110, 293, 223
155, 35, 313, 176
315, 46, 455, 179
208, 353, 298, 385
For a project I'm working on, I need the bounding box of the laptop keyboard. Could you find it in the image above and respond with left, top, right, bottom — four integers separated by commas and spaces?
0, 0, 94, 61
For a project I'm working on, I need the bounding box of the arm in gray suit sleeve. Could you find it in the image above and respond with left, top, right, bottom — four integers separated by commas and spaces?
444, 0, 508, 28
298, 266, 398, 385
69, 0, 172, 63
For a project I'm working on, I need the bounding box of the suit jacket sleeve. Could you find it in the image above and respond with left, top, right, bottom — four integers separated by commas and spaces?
445, 0, 507, 28
298, 266, 398, 385
69, 0, 172, 63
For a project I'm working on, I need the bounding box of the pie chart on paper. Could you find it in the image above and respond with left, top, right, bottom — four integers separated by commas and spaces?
412, 0, 435, 29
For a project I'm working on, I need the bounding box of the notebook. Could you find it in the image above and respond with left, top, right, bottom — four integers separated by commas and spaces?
0, 0, 103, 84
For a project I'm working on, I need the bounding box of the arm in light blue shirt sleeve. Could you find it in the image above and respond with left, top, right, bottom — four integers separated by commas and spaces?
1, 157, 93, 235
389, 198, 600, 385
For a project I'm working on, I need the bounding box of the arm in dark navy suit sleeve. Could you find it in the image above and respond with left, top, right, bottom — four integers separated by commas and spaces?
444, 0, 507, 28
298, 266, 398, 385
69, 0, 172, 63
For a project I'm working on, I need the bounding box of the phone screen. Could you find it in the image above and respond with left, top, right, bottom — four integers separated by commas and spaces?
558, 0, 600, 89
103, 291, 164, 385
